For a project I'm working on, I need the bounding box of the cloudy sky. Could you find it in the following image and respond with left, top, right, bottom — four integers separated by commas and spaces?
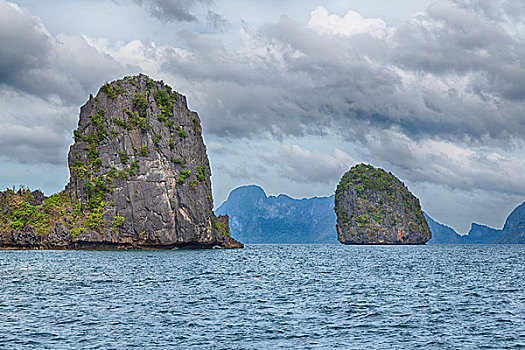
1, 0, 524, 233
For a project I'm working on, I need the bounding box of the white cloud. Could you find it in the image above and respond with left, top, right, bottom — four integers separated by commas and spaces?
307, 6, 387, 38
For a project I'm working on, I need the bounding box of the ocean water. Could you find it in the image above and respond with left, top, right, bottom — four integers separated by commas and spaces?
0, 245, 523, 349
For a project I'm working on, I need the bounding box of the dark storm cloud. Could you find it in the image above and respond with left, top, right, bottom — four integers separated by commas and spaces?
392, 1, 525, 101
154, 0, 525, 196
361, 130, 525, 196
160, 0, 525, 149
164, 20, 397, 139
0, 1, 52, 93
132, 0, 212, 22
0, 1, 130, 165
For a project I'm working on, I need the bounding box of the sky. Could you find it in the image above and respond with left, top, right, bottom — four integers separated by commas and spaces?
1, 0, 524, 234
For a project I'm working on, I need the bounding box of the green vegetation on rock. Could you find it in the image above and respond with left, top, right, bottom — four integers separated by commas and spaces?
177, 125, 186, 139
132, 93, 148, 118
196, 165, 206, 182
190, 115, 201, 133
0, 189, 84, 236
119, 153, 129, 164
189, 180, 199, 189
121, 108, 148, 133
211, 218, 231, 237
154, 87, 177, 122
101, 82, 123, 99
139, 144, 148, 157
177, 170, 191, 184
71, 161, 89, 179
111, 212, 125, 231
146, 77, 154, 96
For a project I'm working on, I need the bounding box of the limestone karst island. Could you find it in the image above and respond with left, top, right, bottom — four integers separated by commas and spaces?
0, 75, 242, 250
335, 164, 432, 245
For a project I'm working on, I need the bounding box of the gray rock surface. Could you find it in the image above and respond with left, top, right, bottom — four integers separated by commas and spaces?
498, 202, 525, 244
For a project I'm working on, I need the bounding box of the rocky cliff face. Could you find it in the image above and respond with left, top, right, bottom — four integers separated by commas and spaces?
425, 213, 462, 244
216, 185, 338, 243
498, 202, 525, 244
335, 164, 431, 245
0, 74, 242, 249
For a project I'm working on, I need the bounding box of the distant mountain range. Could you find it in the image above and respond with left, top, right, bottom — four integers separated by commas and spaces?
216, 185, 338, 243
426, 204, 525, 244
425, 215, 502, 244
216, 185, 525, 244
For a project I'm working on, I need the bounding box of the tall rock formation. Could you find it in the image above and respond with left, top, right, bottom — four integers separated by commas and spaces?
0, 74, 242, 249
216, 185, 338, 243
335, 164, 431, 245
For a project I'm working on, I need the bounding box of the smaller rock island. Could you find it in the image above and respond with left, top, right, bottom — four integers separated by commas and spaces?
335, 164, 431, 245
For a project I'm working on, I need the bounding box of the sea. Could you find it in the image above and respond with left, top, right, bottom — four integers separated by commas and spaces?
0, 244, 523, 349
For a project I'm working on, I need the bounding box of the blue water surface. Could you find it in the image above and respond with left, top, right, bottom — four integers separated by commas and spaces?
0, 245, 523, 349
